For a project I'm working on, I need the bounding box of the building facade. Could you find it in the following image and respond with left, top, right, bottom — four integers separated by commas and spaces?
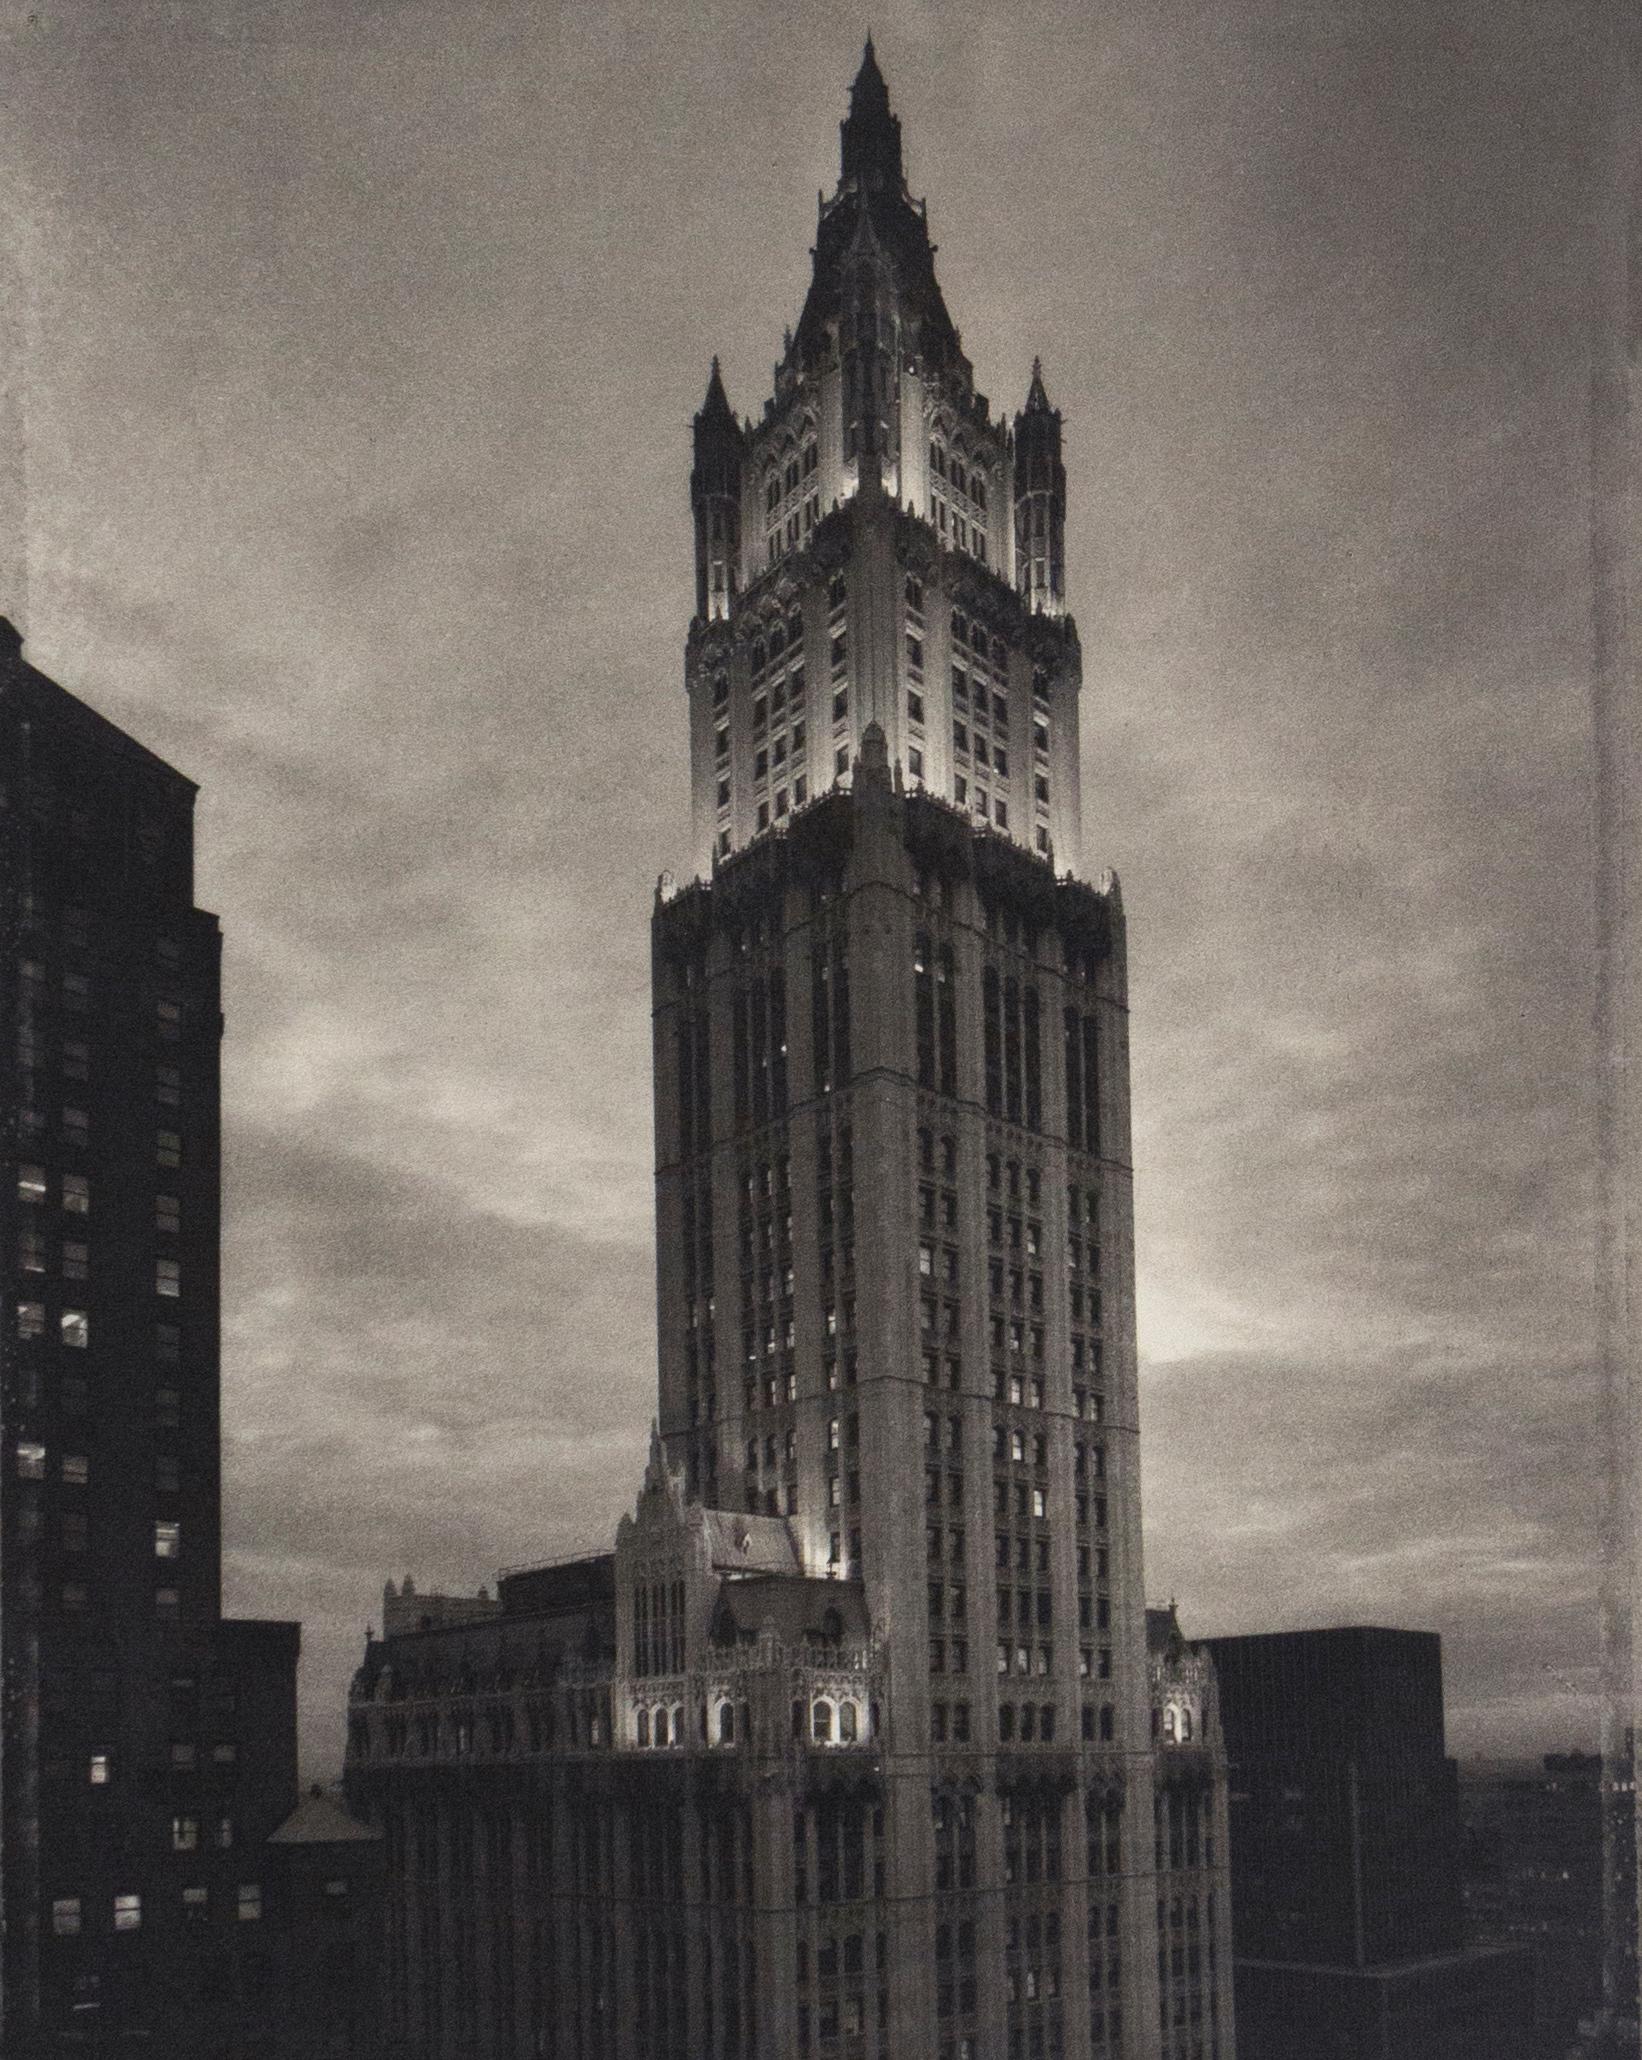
0, 619, 379, 2056
347, 45, 1234, 2060
1208, 1625, 1537, 2060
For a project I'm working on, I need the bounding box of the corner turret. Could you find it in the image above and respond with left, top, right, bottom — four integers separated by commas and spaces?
692, 358, 743, 622
1013, 357, 1066, 616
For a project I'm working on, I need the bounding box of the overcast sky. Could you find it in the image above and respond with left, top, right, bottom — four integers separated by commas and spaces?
1, 0, 1607, 1777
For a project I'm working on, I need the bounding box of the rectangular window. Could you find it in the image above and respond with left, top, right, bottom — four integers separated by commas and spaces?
51, 1898, 81, 1936
88, 1754, 110, 1785
61, 1240, 88, 1281
156, 1588, 180, 1621
182, 1885, 208, 1916
16, 1441, 45, 1479
157, 1131, 182, 1169
17, 1164, 46, 1205
907, 690, 925, 726
61, 1107, 89, 1149
172, 1816, 198, 1852
155, 1456, 180, 1493
156, 1195, 180, 1235
60, 1310, 88, 1349
62, 1454, 89, 1485
170, 1741, 196, 1771
154, 1521, 181, 1561
155, 1065, 181, 1106
62, 1040, 89, 1081
113, 1893, 141, 1932
62, 973, 90, 1010
62, 1174, 89, 1215
155, 1259, 181, 1299
156, 1000, 183, 1039
155, 1388, 181, 1428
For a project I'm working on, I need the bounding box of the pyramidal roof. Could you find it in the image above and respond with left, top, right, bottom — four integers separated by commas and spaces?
268, 1789, 382, 1846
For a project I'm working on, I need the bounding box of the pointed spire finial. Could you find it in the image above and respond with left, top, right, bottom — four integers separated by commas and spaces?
1025, 357, 1052, 413
699, 356, 733, 422
841, 36, 902, 192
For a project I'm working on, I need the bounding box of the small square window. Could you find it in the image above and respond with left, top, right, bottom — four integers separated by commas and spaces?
211, 1741, 237, 1766
170, 1741, 196, 1771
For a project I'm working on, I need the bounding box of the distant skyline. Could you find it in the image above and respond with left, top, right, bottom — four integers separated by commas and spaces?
1, 0, 1603, 1775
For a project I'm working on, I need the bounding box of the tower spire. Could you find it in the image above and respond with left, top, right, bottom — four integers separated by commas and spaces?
840, 38, 903, 194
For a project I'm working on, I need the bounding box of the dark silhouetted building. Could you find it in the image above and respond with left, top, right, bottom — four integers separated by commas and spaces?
0, 619, 378, 2056
345, 44, 1235, 2060
1208, 1625, 1536, 2060
1462, 1751, 1611, 2057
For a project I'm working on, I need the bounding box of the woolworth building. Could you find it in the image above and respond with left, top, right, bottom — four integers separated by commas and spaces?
346, 45, 1236, 2060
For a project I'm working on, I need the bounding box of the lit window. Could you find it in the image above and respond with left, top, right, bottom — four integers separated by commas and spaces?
237, 1884, 261, 1922
170, 1742, 196, 1771
214, 1818, 234, 1849
155, 1065, 181, 1107
61, 1240, 88, 1281
88, 1754, 110, 1786
51, 1898, 81, 1936
61, 1454, 88, 1486
211, 1742, 237, 1766
113, 1893, 141, 1932
17, 1229, 45, 1273
61, 1107, 89, 1147
61, 1174, 89, 1216
156, 1000, 182, 1039
156, 1196, 180, 1235
17, 1165, 46, 1205
60, 1310, 88, 1349
324, 1877, 349, 1899
154, 1522, 181, 1561
182, 1885, 208, 1916
172, 1816, 198, 1852
155, 1260, 181, 1299
156, 1132, 181, 1169
16, 1441, 45, 1479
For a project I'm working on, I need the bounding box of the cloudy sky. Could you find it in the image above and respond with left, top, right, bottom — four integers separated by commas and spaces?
1, 0, 1609, 1776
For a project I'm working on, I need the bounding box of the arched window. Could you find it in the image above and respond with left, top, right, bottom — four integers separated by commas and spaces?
637, 1708, 651, 1748
1180, 1706, 1193, 1741
1163, 1706, 1177, 1742
654, 1706, 669, 1749
718, 1700, 736, 1746
839, 1701, 858, 1743
671, 1704, 685, 1747
812, 1699, 834, 1744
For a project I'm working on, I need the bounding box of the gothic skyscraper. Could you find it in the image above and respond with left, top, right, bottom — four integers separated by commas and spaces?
349, 49, 1235, 2060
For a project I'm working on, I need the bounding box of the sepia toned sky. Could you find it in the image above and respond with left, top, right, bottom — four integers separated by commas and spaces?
1, 0, 1605, 1777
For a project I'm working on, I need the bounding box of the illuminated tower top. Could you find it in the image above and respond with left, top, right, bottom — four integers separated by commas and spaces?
686, 46, 1080, 878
